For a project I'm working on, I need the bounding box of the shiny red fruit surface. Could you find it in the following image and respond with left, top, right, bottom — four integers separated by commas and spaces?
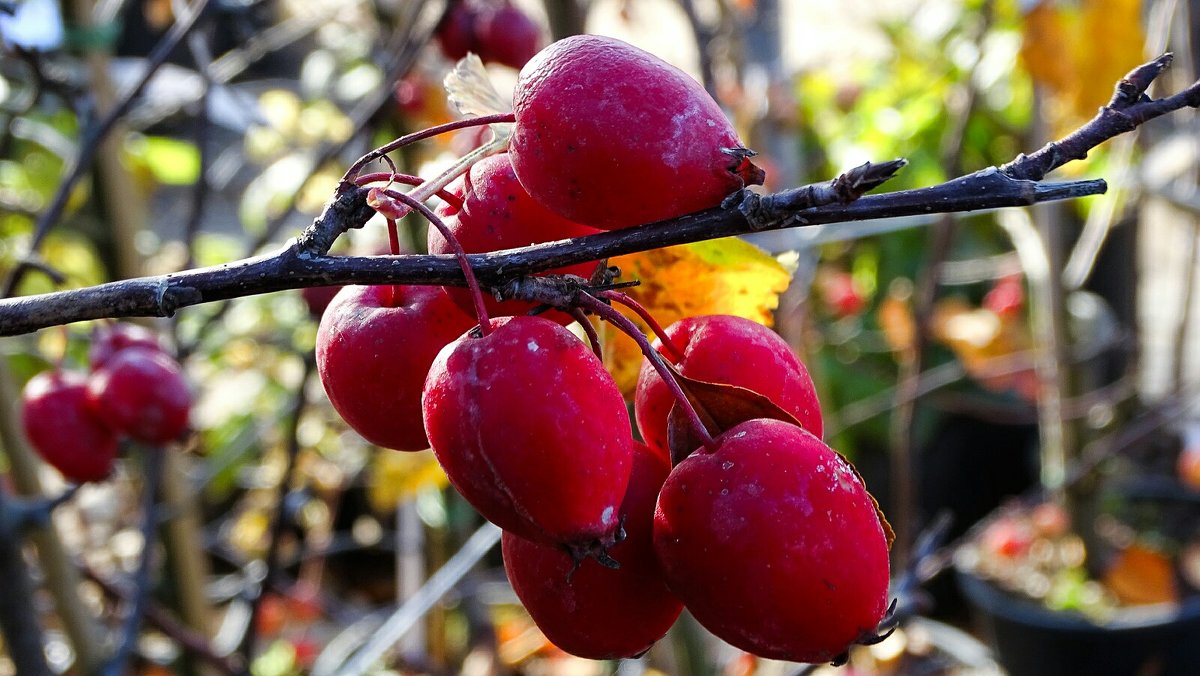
510, 35, 762, 230
317, 285, 476, 452
86, 347, 191, 445
635, 315, 823, 457
653, 419, 890, 663
422, 315, 632, 548
502, 443, 682, 659
22, 370, 120, 483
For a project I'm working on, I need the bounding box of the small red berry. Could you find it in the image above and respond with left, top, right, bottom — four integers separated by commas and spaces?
301, 286, 342, 319
429, 153, 600, 323
653, 419, 890, 663
821, 270, 867, 318
635, 315, 823, 458
434, 1, 479, 61
316, 285, 476, 452
86, 347, 192, 445
474, 2, 543, 70
21, 370, 120, 483
422, 315, 633, 548
510, 35, 763, 229
502, 443, 683, 659
89, 323, 164, 369
983, 274, 1024, 317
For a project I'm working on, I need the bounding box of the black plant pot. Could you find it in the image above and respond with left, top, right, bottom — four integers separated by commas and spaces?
957, 569, 1200, 676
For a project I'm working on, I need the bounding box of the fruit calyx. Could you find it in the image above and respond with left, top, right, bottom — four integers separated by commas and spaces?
832, 599, 901, 666
721, 146, 767, 187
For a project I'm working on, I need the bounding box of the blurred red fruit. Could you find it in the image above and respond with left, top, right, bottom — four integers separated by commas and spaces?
22, 370, 120, 483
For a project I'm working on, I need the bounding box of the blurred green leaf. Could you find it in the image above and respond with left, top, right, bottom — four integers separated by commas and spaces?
127, 135, 201, 186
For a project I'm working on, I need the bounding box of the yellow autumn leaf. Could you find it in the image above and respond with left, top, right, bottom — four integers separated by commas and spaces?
1021, 0, 1145, 136
604, 238, 792, 395
366, 449, 448, 513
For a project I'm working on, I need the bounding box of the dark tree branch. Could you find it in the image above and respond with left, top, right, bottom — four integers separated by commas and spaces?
102, 450, 167, 676
0, 171, 1107, 337
0, 486, 78, 533
1002, 53, 1200, 180
0, 492, 52, 676
3, 54, 1200, 337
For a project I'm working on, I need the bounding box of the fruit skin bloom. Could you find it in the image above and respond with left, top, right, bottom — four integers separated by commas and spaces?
422, 315, 633, 548
653, 418, 891, 663
510, 34, 762, 230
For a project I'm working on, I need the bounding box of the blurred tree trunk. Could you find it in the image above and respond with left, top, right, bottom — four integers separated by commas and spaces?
543, 0, 586, 40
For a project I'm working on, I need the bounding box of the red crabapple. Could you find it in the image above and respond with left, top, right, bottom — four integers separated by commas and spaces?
422, 315, 632, 549
434, 1, 479, 61
86, 347, 192, 445
429, 153, 600, 323
653, 418, 891, 664
510, 34, 763, 229
502, 443, 683, 659
22, 370, 120, 483
635, 315, 823, 457
317, 285, 476, 452
302, 286, 343, 319
89, 323, 164, 369
474, 2, 543, 70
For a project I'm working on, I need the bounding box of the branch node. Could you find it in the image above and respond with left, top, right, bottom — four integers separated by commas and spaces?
733, 190, 768, 230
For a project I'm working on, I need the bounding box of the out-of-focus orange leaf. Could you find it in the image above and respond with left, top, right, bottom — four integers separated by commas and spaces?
931, 298, 1037, 399
604, 238, 792, 395
1021, 0, 1145, 134
1077, 0, 1145, 114
1020, 3, 1075, 100
879, 283, 916, 355
1103, 544, 1179, 605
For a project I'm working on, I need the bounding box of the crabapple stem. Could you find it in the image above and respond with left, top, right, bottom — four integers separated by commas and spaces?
576, 293, 716, 451
339, 112, 516, 187
385, 218, 403, 305
386, 218, 402, 256
379, 189, 492, 336
354, 172, 464, 210
598, 291, 685, 363
570, 308, 603, 358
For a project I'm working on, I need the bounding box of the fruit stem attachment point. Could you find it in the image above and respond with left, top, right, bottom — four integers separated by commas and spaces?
375, 190, 492, 335
598, 291, 685, 363
575, 293, 716, 451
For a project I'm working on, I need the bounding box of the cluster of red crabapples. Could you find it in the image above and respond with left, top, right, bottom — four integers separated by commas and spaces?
434, 0, 544, 71
21, 324, 192, 483
316, 34, 894, 664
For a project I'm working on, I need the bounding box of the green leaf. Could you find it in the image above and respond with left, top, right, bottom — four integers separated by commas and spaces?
129, 135, 201, 186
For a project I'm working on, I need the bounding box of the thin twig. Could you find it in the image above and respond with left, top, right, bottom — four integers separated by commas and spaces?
103, 449, 168, 676
1002, 53, 1200, 180
239, 353, 314, 660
